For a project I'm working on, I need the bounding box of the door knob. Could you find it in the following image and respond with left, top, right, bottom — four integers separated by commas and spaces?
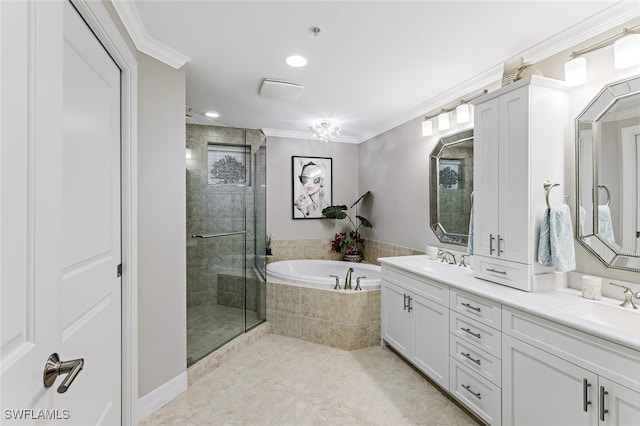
43, 353, 84, 393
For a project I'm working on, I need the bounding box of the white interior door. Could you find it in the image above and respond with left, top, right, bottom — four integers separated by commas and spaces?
1, 1, 122, 424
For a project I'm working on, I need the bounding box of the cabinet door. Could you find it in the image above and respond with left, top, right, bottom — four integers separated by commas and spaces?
382, 280, 412, 357
502, 334, 598, 426
598, 377, 640, 426
412, 294, 449, 389
498, 87, 529, 263
473, 97, 500, 258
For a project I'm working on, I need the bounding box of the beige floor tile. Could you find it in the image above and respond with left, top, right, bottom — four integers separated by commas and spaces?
141, 334, 481, 426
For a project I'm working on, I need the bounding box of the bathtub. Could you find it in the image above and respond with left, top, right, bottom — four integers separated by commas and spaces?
266, 259, 381, 290
266, 259, 382, 351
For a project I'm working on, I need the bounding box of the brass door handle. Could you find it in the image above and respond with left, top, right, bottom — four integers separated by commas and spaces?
43, 353, 84, 393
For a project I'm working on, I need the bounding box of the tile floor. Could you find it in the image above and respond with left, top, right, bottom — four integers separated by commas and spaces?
143, 333, 481, 425
187, 304, 261, 364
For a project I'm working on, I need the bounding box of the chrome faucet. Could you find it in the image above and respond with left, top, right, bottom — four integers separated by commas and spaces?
344, 268, 354, 290
458, 254, 468, 268
610, 283, 638, 309
438, 250, 457, 265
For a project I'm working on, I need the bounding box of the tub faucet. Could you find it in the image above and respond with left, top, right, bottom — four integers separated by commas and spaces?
355, 276, 366, 291
344, 268, 354, 290
330, 275, 341, 290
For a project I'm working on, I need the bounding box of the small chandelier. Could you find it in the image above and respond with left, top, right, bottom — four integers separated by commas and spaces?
309, 121, 341, 142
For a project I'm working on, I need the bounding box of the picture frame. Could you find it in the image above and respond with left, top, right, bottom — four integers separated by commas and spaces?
207, 143, 251, 186
292, 156, 332, 219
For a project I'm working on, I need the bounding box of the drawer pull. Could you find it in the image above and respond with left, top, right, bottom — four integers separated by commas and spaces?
461, 302, 481, 313
600, 386, 608, 421
486, 268, 507, 275
461, 327, 481, 339
461, 352, 481, 366
583, 379, 592, 412
462, 384, 482, 400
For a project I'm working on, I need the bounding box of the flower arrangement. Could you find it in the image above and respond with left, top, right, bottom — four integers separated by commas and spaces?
331, 231, 365, 255
322, 191, 372, 260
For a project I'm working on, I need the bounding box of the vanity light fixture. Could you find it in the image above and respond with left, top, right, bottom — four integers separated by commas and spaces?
456, 103, 470, 124
614, 30, 640, 69
309, 121, 341, 142
437, 111, 450, 131
421, 89, 487, 137
564, 24, 640, 86
421, 119, 433, 136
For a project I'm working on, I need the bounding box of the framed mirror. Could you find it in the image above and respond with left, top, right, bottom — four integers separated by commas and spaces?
576, 75, 640, 271
430, 129, 474, 245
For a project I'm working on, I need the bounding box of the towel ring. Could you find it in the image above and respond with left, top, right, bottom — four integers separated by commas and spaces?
597, 185, 611, 206
543, 180, 566, 209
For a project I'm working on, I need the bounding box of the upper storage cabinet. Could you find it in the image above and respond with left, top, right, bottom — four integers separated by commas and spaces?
472, 76, 568, 291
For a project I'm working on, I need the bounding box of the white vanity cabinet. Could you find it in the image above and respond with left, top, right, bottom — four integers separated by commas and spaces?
381, 265, 450, 389
472, 76, 568, 291
502, 307, 640, 426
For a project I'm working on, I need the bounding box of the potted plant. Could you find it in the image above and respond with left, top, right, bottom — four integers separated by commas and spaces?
322, 191, 373, 262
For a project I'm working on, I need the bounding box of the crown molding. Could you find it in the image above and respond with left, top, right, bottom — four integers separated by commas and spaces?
262, 128, 360, 144
111, 0, 190, 69
358, 1, 640, 144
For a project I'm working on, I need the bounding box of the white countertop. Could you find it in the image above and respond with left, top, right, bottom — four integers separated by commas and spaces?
378, 255, 640, 351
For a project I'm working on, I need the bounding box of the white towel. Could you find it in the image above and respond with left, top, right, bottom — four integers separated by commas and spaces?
538, 204, 576, 272
598, 205, 615, 244
467, 208, 474, 255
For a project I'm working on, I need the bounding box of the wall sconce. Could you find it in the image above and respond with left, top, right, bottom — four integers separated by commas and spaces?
421, 89, 487, 137
564, 24, 640, 87
185, 148, 192, 159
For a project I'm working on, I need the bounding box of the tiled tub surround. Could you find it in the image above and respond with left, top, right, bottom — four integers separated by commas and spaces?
269, 238, 423, 265
266, 281, 381, 351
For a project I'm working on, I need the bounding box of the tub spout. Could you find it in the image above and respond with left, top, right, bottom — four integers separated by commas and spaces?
344, 268, 354, 290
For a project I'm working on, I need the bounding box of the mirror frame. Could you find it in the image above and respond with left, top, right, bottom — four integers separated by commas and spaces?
430, 128, 474, 246
576, 75, 640, 272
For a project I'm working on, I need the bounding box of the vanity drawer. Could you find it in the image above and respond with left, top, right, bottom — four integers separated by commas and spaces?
450, 359, 501, 426
450, 335, 501, 386
450, 289, 501, 330
450, 311, 501, 359
382, 265, 449, 306
474, 256, 531, 291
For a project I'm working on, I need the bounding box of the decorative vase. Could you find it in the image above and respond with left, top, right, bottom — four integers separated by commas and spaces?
343, 253, 363, 263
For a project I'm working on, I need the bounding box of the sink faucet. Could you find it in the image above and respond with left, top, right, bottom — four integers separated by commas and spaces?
344, 268, 354, 290
438, 250, 457, 265
458, 254, 468, 268
610, 283, 638, 309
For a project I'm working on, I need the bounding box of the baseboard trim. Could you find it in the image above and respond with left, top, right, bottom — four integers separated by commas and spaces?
137, 372, 187, 422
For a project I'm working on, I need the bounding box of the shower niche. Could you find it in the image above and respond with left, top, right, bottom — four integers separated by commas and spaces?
185, 120, 267, 366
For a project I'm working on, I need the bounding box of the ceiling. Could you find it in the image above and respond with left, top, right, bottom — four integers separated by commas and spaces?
118, 1, 638, 143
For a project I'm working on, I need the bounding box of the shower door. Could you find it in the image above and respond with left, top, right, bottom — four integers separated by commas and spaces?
186, 124, 265, 366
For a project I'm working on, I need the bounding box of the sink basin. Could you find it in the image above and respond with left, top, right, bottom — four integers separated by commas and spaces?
556, 301, 640, 331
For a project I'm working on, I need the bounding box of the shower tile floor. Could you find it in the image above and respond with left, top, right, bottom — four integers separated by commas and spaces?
187, 304, 260, 364
143, 333, 481, 425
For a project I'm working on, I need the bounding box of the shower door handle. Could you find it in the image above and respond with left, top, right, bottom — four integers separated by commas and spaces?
191, 231, 246, 239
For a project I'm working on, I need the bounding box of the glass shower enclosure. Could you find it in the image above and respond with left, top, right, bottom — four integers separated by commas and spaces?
185, 121, 266, 366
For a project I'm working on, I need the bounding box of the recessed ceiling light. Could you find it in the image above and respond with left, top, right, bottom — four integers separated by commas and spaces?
286, 55, 307, 67
205, 111, 220, 118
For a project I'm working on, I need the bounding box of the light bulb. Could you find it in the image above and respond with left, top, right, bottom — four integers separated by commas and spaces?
614, 33, 640, 69
422, 119, 433, 136
456, 104, 470, 124
564, 56, 587, 87
437, 112, 450, 131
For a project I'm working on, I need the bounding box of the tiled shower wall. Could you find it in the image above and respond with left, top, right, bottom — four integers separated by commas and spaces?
186, 124, 265, 309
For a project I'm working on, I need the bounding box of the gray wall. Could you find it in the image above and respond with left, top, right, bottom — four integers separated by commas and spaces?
266, 136, 360, 241
137, 53, 186, 398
